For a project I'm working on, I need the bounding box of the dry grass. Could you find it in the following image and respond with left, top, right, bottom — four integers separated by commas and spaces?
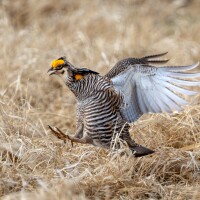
0, 0, 200, 199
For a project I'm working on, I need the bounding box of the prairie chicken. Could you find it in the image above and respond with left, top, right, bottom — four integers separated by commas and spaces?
48, 52, 200, 157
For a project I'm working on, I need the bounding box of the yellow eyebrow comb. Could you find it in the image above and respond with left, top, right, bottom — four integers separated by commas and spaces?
51, 59, 65, 68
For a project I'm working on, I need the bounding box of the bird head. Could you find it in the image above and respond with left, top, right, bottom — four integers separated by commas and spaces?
48, 56, 99, 88
48, 56, 72, 76
48, 56, 79, 85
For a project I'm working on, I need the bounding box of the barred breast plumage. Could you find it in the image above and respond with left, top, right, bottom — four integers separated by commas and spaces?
75, 74, 127, 148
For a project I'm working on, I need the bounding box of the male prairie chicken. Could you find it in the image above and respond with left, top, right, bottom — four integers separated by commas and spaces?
48, 52, 200, 157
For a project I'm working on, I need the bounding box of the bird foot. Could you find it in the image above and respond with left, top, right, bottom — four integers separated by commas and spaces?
48, 125, 74, 146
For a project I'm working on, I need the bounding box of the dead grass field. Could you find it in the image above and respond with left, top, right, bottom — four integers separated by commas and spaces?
0, 0, 200, 199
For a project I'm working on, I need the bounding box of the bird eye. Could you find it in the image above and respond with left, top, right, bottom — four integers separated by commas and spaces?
55, 65, 63, 70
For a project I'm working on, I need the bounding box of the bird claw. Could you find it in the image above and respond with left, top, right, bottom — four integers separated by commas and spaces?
48, 125, 74, 147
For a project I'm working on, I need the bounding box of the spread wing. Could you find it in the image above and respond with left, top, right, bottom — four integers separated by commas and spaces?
106, 52, 169, 79
111, 62, 200, 123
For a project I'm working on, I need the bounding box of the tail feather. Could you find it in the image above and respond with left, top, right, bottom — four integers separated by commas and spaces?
142, 52, 169, 64
142, 52, 168, 59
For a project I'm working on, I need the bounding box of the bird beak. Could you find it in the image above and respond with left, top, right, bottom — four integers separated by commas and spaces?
47, 67, 56, 76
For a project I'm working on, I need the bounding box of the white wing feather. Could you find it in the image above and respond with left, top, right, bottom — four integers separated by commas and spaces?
111, 62, 200, 123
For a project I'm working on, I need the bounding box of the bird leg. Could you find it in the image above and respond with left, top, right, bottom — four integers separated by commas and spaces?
74, 123, 84, 139
48, 125, 93, 146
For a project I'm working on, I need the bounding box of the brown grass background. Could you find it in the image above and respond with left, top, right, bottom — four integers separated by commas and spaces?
0, 0, 200, 199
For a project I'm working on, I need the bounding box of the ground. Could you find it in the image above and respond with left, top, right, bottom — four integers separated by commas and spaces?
0, 0, 200, 199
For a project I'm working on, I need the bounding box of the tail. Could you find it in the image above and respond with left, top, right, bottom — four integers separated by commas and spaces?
130, 145, 155, 157
141, 52, 169, 64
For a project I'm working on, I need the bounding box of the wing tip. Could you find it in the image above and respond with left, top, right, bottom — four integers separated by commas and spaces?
194, 61, 200, 68
184, 61, 199, 71
160, 61, 200, 72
